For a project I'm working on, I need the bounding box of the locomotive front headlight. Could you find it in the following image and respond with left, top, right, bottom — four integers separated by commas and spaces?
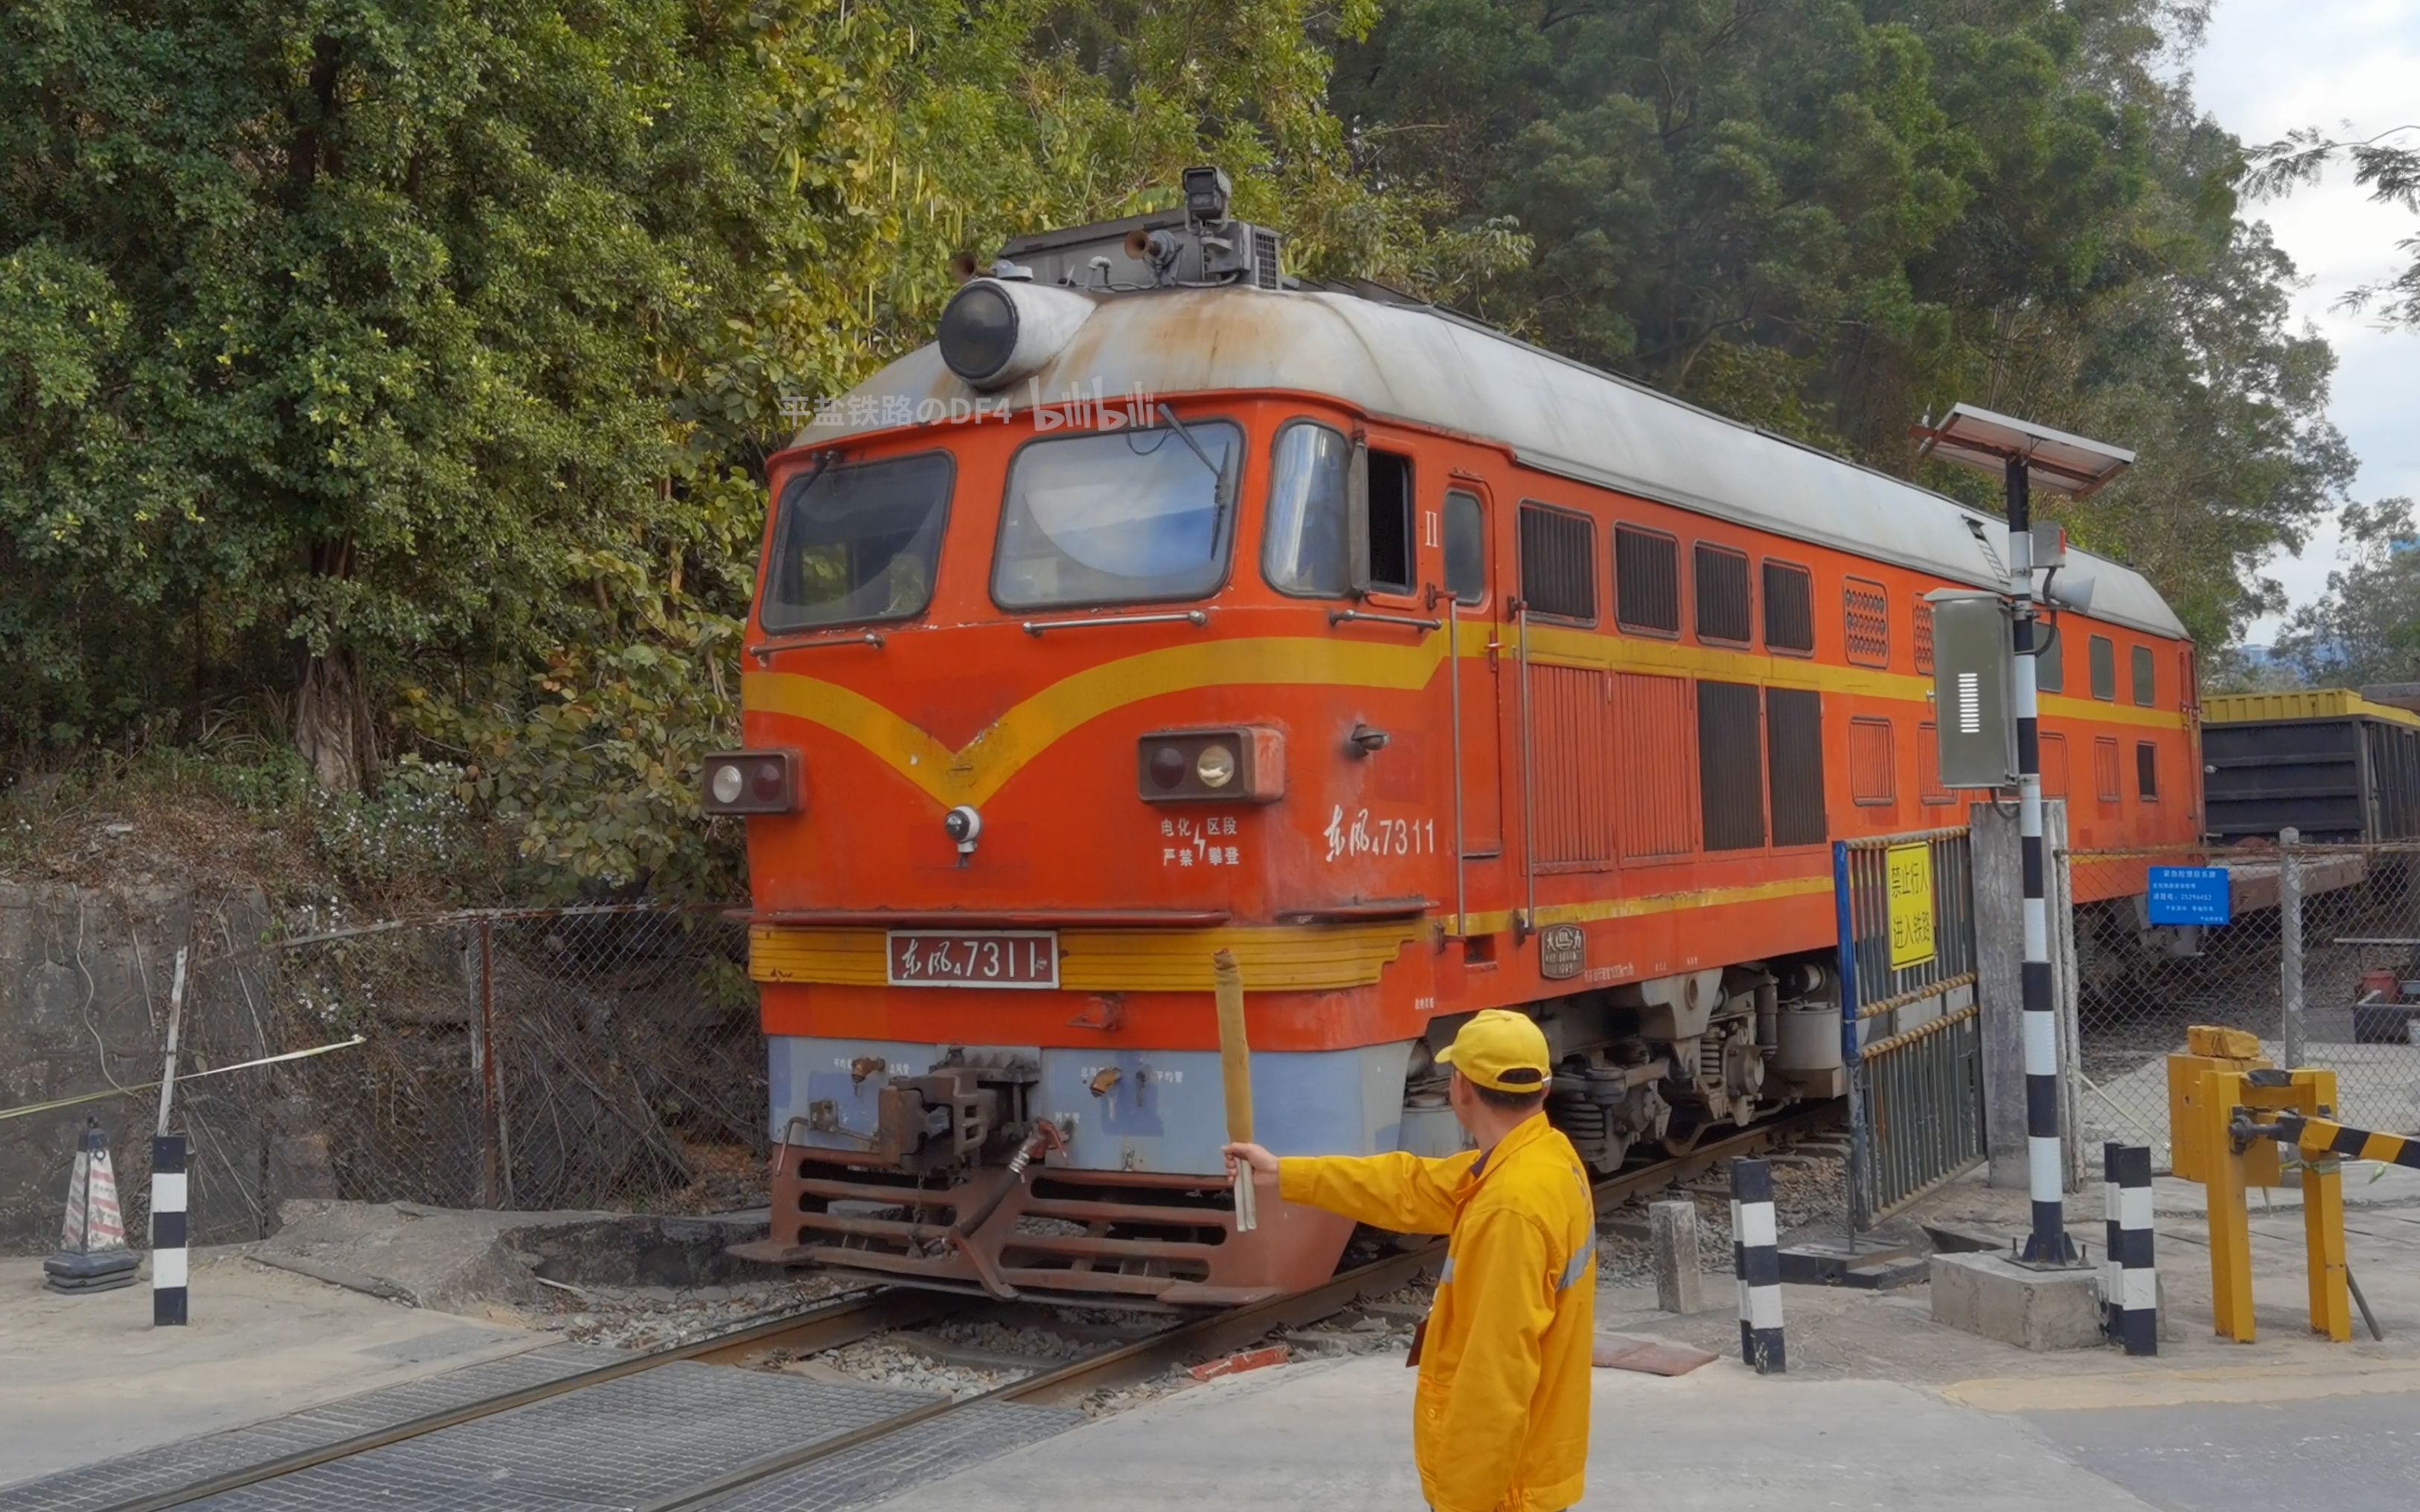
1137, 729, 1281, 804
710, 763, 746, 806
702, 749, 801, 815
938, 282, 1019, 385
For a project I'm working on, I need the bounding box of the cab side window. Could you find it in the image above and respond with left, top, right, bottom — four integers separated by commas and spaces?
1444, 490, 1486, 604
1361, 449, 1415, 595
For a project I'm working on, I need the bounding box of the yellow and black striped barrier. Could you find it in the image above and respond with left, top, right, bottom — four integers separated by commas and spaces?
2242, 1106, 2420, 1172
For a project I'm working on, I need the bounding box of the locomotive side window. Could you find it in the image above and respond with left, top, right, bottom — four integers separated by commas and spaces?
2131, 644, 2156, 706
762, 450, 955, 632
1262, 420, 1351, 596
2088, 634, 2116, 701
1761, 561, 1814, 654
2136, 741, 2159, 800
1360, 449, 1417, 595
993, 420, 1242, 609
1692, 543, 1752, 645
2035, 622, 2064, 693
1517, 504, 1596, 621
1615, 525, 1681, 635
1444, 490, 1486, 604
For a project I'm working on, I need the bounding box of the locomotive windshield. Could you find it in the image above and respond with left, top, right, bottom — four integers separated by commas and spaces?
1262, 420, 1351, 595
762, 451, 953, 630
991, 421, 1241, 609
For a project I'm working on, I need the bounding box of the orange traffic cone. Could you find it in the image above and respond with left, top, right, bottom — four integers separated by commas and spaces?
45, 1118, 139, 1294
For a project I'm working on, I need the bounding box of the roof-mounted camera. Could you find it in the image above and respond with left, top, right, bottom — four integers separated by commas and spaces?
1182, 166, 1233, 228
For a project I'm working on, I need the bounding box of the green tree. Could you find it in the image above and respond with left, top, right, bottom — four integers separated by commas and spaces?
1331, 0, 2356, 648
2273, 502, 2420, 687
2247, 125, 2420, 330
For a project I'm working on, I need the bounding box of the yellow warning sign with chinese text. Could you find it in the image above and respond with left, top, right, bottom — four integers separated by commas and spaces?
1885, 843, 1936, 970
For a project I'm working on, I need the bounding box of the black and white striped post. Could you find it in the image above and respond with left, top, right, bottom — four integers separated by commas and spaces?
152, 1134, 188, 1326
2005, 457, 2077, 1267
2101, 1142, 2123, 1337
2109, 1143, 2155, 1355
1730, 1156, 1784, 1374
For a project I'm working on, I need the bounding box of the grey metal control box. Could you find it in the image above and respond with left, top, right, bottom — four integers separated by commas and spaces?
1927, 589, 2017, 789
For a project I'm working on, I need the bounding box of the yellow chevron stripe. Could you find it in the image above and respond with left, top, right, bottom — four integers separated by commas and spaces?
743, 624, 2187, 808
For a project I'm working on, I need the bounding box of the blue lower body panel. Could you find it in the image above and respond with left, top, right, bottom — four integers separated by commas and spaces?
768, 1036, 1415, 1173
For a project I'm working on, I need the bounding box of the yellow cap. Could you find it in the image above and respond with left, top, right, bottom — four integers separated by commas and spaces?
1435, 1009, 1552, 1093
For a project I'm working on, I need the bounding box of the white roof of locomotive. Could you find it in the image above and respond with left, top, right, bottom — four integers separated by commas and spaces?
804, 286, 2189, 641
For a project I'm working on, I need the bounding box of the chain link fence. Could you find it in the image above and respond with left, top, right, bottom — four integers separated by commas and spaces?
2073, 842, 2420, 1170
3, 903, 766, 1255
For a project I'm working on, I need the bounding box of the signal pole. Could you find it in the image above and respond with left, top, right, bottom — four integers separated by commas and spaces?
2001, 455, 2072, 1264
1915, 406, 2131, 1269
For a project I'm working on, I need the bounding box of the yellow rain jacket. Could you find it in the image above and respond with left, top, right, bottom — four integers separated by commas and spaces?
1279, 1113, 1595, 1512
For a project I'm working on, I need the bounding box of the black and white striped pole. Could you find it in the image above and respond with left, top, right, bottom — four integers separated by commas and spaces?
152, 1134, 188, 1326
2109, 1142, 2155, 1354
2005, 456, 2075, 1266
1915, 407, 2129, 1269
1730, 1156, 1784, 1374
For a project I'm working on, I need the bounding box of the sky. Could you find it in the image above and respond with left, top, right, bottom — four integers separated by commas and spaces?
2188, 0, 2420, 644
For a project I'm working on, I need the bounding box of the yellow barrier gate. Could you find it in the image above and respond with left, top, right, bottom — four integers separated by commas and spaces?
2168, 1025, 2417, 1343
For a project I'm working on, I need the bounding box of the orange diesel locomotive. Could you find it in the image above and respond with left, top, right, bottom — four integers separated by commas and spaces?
714, 176, 2200, 1306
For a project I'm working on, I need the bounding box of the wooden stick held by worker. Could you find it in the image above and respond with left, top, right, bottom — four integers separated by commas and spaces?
1212, 948, 1256, 1231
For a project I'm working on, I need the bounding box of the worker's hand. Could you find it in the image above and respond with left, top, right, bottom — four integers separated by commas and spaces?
1222, 1141, 1278, 1180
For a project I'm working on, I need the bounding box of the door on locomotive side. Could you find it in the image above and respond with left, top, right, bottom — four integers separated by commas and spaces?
1442, 479, 1506, 859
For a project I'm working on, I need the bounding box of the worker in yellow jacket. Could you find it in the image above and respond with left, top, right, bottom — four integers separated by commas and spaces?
1226, 1009, 1595, 1512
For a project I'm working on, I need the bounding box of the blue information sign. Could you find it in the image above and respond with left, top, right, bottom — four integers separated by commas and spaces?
2146, 865, 2230, 926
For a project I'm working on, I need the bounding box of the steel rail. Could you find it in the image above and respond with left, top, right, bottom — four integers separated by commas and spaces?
95, 1286, 944, 1512
643, 1101, 1838, 1511
101, 1103, 1837, 1512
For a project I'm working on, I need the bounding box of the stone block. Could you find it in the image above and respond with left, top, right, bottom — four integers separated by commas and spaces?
1649, 1199, 1703, 1315
1929, 1250, 2103, 1351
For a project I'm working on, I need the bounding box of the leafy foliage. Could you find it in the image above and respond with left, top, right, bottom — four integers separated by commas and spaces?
1331, 0, 2356, 646
0, 0, 2391, 897
0, 0, 1422, 893
2246, 125, 2420, 329
2273, 501, 2420, 688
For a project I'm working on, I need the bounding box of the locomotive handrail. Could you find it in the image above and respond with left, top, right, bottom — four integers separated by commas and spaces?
1518, 603, 1536, 936
1020, 609, 1211, 635
747, 628, 885, 661
746, 906, 1234, 928
1273, 897, 1434, 923
1327, 609, 1443, 631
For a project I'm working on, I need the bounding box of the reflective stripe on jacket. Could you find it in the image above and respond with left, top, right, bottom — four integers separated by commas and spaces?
1278, 1113, 1595, 1512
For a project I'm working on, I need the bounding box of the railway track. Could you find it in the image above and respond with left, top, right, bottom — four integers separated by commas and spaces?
98, 1103, 1831, 1512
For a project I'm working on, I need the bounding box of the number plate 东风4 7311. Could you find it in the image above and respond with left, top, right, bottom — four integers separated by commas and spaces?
885, 931, 1060, 989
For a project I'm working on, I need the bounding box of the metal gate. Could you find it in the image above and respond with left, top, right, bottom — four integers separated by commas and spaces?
1833, 827, 1985, 1234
